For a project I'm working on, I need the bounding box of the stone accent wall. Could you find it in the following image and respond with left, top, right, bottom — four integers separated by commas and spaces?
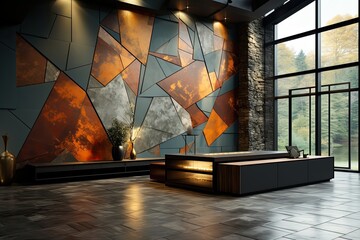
238, 19, 268, 150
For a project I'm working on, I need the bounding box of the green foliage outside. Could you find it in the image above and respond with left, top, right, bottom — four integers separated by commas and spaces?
275, 15, 359, 170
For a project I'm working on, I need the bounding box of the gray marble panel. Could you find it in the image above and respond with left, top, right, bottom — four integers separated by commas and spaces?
50, 15, 71, 42
157, 58, 181, 77
124, 82, 136, 107
45, 61, 60, 83
11, 83, 54, 128
172, 99, 192, 133
150, 18, 178, 54
196, 22, 214, 55
65, 65, 91, 91
87, 74, 132, 129
135, 97, 186, 153
0, 110, 30, 156
23, 35, 70, 71
141, 55, 166, 93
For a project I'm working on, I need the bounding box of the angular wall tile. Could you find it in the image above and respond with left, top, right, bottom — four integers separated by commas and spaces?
150, 18, 178, 54
16, 35, 47, 87
118, 10, 154, 65
133, 97, 152, 129
157, 58, 182, 77
101, 10, 119, 33
45, 61, 60, 83
72, 0, 99, 47
51, 0, 71, 17
203, 110, 228, 146
149, 51, 181, 66
65, 65, 91, 90
121, 59, 141, 95
87, 74, 132, 129
172, 99, 192, 133
17, 72, 112, 164
23, 35, 70, 70
11, 83, 54, 128
20, 1, 56, 38
139, 84, 170, 97
67, 43, 95, 70
186, 104, 208, 128
218, 51, 238, 84
196, 22, 214, 55
213, 89, 238, 126
141, 55, 166, 93
49, 15, 71, 42
158, 61, 212, 109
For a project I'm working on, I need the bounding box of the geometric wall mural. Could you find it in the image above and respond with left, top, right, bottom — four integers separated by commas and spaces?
9, 0, 240, 164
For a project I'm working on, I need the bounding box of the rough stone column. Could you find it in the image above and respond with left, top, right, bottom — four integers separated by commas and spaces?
237, 19, 266, 150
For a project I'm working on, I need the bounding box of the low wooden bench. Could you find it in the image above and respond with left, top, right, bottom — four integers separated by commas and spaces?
23, 158, 164, 183
217, 156, 334, 195
150, 161, 165, 182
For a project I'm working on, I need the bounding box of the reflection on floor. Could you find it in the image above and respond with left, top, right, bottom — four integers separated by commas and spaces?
0, 172, 360, 239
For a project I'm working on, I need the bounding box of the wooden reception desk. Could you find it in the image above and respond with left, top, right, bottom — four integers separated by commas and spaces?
165, 151, 334, 195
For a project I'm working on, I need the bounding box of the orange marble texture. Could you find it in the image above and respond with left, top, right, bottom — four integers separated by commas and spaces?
16, 35, 47, 87
186, 104, 208, 128
158, 61, 212, 109
121, 60, 141, 95
118, 10, 154, 65
203, 110, 229, 146
17, 72, 112, 164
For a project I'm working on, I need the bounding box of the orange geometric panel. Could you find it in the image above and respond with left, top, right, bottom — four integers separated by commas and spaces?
59, 96, 112, 161
101, 10, 119, 33
218, 51, 238, 84
121, 59, 141, 95
209, 72, 221, 91
213, 89, 238, 126
17, 72, 112, 164
149, 52, 182, 67
214, 35, 224, 51
91, 36, 123, 86
213, 21, 229, 40
179, 50, 194, 67
203, 110, 228, 146
186, 104, 208, 128
118, 10, 154, 65
16, 35, 47, 87
158, 61, 213, 109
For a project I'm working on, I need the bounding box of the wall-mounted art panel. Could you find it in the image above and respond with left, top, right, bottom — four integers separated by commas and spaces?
20, 1, 56, 38
150, 18, 178, 55
50, 15, 71, 42
11, 83, 54, 128
121, 59, 141, 95
149, 51, 181, 67
186, 104, 208, 128
218, 51, 238, 85
72, 0, 100, 47
158, 61, 212, 109
179, 20, 193, 49
45, 61, 60, 83
213, 89, 238, 126
101, 10, 119, 33
157, 58, 182, 77
16, 35, 47, 87
118, 10, 154, 65
67, 43, 95, 70
141, 55, 166, 93
203, 110, 228, 146
23, 35, 70, 70
52, 0, 72, 17
65, 64, 91, 90
196, 22, 214, 55
88, 74, 132, 129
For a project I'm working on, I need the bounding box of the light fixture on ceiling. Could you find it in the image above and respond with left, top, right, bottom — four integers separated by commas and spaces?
206, 0, 233, 21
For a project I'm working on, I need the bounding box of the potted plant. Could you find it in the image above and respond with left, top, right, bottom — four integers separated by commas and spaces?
107, 119, 129, 161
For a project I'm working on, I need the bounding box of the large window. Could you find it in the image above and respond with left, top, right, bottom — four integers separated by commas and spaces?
265, 0, 359, 171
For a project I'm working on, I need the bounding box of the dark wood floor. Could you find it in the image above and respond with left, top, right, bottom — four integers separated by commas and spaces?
0, 172, 360, 240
